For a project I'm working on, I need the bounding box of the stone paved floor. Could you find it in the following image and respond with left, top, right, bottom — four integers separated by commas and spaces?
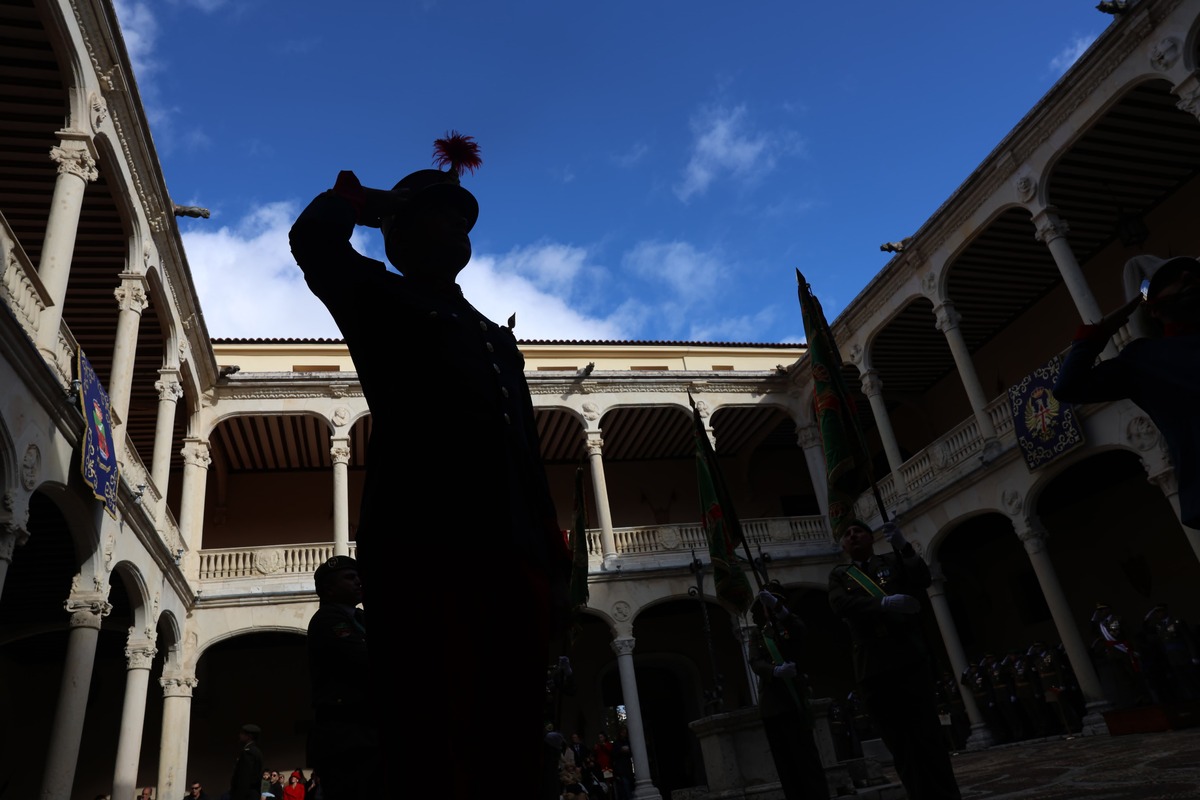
935, 727, 1200, 799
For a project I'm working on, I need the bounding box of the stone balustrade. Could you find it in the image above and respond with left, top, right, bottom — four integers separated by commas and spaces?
0, 212, 49, 341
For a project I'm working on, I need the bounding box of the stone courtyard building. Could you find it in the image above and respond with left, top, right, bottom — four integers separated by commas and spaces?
3, 0, 1200, 797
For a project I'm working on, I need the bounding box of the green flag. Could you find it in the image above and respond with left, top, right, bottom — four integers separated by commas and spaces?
691, 399, 754, 614
569, 465, 590, 609
796, 269, 877, 537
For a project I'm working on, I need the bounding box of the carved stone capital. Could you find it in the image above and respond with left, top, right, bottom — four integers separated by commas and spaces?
49, 143, 99, 182
796, 424, 820, 449
1032, 210, 1069, 244
934, 301, 961, 333
330, 440, 351, 465
1175, 77, 1200, 120
160, 674, 199, 697
155, 377, 184, 403
860, 369, 883, 398
125, 635, 158, 670
1145, 463, 1178, 497
113, 279, 149, 314
611, 636, 637, 657
0, 522, 30, 561
1016, 523, 1047, 553
65, 596, 112, 628
586, 435, 604, 457
180, 440, 211, 470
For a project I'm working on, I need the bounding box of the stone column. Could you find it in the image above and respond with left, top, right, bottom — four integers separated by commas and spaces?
109, 271, 150, 426
112, 633, 158, 800
859, 369, 907, 490
158, 673, 198, 800
330, 436, 351, 556
586, 433, 619, 569
796, 424, 829, 519
1031, 207, 1104, 325
926, 566, 993, 750
151, 368, 183, 497
1015, 521, 1110, 734
36, 135, 100, 356
1145, 466, 1200, 564
40, 594, 111, 800
933, 301, 998, 444
178, 439, 211, 556
611, 636, 662, 800
0, 520, 29, 604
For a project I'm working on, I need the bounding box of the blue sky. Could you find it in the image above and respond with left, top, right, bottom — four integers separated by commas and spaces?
115, 0, 1105, 342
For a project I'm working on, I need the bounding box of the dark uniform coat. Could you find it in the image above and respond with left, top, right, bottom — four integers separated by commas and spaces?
307, 601, 373, 797
229, 741, 263, 800
290, 188, 567, 796
748, 615, 828, 800
829, 545, 961, 800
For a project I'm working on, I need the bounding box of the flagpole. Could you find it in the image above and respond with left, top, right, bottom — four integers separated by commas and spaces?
795, 269, 892, 531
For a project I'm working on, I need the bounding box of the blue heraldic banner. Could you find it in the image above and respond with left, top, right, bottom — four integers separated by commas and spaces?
1008, 355, 1084, 471
78, 352, 119, 518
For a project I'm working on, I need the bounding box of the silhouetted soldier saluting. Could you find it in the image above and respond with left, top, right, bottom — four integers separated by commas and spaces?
291, 133, 570, 797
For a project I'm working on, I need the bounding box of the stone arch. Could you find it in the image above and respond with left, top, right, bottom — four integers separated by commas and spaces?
188, 627, 310, 782
203, 411, 345, 549
1032, 448, 1199, 623
931, 511, 1049, 659
109, 559, 153, 634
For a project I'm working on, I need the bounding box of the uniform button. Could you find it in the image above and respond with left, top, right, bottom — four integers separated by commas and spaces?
479, 321, 488, 331
451, 313, 459, 319
486, 342, 494, 352
428, 311, 438, 318
493, 363, 501, 374
501, 387, 509, 398
504, 413, 511, 424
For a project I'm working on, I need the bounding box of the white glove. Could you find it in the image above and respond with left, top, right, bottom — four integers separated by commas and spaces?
882, 522, 907, 548
773, 662, 798, 678
881, 594, 920, 614
758, 590, 779, 609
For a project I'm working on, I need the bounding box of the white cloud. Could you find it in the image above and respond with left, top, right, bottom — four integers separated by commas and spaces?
182, 206, 629, 341
113, 0, 159, 78
688, 307, 776, 342
612, 142, 649, 169
1049, 33, 1098, 75
624, 239, 724, 303
182, 202, 345, 339
675, 104, 773, 202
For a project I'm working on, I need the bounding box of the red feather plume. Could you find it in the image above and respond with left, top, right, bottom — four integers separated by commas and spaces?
432, 131, 482, 176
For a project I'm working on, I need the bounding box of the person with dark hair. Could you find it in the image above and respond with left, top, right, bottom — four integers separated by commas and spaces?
290, 134, 570, 796
306, 556, 372, 800
229, 724, 264, 800
182, 780, 209, 800
1055, 255, 1200, 528
749, 587, 829, 800
829, 520, 961, 800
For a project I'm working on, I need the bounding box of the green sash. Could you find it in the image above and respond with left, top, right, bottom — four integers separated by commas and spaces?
845, 564, 887, 597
